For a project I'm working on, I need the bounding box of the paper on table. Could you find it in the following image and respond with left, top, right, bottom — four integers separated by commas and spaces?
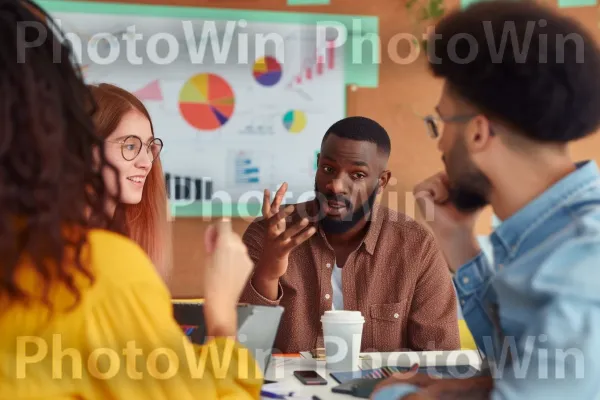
301, 350, 367, 361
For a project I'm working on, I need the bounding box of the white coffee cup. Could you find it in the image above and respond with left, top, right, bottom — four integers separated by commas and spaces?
321, 310, 365, 371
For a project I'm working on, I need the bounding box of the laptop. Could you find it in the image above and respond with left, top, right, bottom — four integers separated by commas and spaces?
172, 300, 284, 374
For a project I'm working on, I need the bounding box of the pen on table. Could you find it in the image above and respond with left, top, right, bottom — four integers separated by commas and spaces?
260, 390, 295, 399
260, 390, 286, 399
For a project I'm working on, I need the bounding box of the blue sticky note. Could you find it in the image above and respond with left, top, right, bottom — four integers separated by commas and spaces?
287, 0, 330, 5
558, 0, 596, 7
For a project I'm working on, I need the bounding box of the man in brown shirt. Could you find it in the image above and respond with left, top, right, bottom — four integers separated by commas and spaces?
240, 116, 459, 353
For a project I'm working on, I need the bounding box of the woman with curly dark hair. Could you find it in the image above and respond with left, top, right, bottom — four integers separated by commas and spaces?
0, 1, 260, 398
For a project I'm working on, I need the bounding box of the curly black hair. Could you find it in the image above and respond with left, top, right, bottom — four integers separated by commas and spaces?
0, 0, 121, 310
429, 0, 600, 143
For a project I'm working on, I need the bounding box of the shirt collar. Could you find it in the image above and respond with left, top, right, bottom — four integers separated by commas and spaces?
491, 160, 600, 255
313, 201, 384, 255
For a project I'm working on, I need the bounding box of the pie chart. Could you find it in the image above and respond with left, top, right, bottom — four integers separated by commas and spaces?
179, 73, 235, 130
283, 110, 307, 134
253, 56, 282, 87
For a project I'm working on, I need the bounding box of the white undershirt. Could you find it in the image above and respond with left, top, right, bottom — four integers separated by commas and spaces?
331, 263, 344, 310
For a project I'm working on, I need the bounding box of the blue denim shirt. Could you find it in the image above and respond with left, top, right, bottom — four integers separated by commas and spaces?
375, 161, 600, 400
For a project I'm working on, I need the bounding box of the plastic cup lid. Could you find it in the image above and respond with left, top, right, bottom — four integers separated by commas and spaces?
321, 310, 364, 323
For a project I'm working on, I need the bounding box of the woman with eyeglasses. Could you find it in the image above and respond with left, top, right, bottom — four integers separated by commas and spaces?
88, 83, 172, 279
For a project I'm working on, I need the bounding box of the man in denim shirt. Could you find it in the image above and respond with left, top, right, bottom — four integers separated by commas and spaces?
374, 1, 600, 399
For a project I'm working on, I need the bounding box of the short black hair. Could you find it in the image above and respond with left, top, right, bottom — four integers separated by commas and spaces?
429, 0, 600, 143
322, 116, 391, 156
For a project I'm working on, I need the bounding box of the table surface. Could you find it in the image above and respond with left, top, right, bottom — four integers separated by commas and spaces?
263, 350, 483, 400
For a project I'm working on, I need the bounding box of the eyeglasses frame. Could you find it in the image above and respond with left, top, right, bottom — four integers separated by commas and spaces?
423, 114, 479, 139
105, 135, 164, 163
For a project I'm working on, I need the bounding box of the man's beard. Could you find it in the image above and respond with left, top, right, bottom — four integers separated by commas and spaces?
448, 181, 489, 212
445, 137, 491, 212
314, 183, 379, 234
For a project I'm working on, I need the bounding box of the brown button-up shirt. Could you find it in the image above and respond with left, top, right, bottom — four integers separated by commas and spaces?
240, 201, 460, 353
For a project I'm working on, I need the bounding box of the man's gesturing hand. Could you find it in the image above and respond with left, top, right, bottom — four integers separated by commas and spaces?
255, 182, 317, 282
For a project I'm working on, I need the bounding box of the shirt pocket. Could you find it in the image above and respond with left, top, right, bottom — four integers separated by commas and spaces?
369, 300, 410, 352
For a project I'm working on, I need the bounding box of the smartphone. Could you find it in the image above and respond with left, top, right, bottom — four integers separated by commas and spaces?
293, 370, 328, 385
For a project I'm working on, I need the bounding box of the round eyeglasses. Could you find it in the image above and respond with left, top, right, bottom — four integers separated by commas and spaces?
106, 136, 163, 162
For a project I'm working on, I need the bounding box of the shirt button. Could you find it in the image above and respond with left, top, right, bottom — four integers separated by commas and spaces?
393, 313, 399, 319
326, 263, 331, 268
325, 294, 331, 300
462, 276, 470, 284
498, 264, 504, 269
461, 300, 466, 306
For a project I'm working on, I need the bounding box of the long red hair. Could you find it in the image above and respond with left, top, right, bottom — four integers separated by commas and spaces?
88, 83, 172, 280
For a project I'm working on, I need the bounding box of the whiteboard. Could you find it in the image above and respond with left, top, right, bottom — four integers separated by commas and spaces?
51, 10, 346, 216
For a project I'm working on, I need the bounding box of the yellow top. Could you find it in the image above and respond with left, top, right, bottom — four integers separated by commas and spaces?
0, 229, 262, 400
